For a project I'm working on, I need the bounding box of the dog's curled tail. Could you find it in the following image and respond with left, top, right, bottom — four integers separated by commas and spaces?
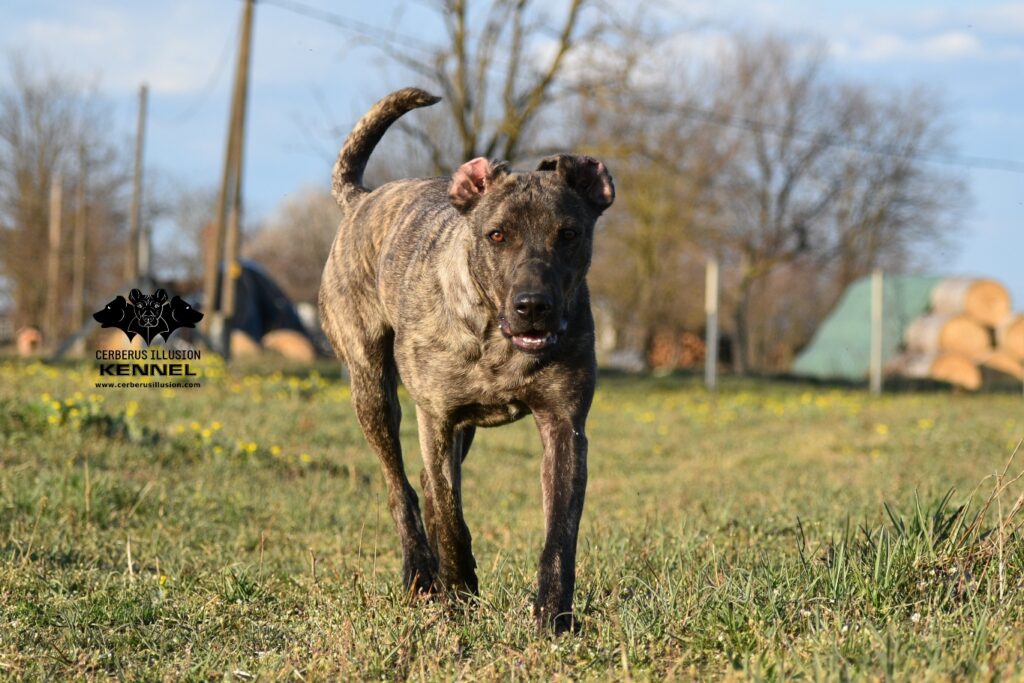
331, 87, 441, 208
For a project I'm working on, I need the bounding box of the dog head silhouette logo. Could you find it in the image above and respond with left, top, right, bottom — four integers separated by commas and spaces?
93, 288, 203, 345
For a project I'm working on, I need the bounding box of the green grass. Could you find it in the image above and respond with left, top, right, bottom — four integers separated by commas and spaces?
1, 357, 1023, 680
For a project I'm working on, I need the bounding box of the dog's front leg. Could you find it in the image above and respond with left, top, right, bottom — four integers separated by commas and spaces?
533, 410, 588, 634
416, 407, 478, 597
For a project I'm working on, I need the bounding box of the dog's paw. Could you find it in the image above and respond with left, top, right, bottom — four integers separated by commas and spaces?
441, 573, 479, 601
534, 605, 581, 636
402, 561, 439, 600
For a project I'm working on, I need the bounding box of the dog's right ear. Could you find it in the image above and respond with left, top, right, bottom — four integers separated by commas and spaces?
448, 157, 508, 212
129, 289, 143, 304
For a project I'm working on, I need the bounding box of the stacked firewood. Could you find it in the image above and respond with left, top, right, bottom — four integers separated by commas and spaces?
888, 278, 1024, 390
648, 331, 706, 369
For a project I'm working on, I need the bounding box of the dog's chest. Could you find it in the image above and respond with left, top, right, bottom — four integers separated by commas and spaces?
454, 399, 530, 428
397, 333, 544, 416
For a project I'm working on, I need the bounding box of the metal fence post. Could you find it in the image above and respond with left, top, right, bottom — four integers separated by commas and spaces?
870, 269, 883, 395
705, 258, 719, 392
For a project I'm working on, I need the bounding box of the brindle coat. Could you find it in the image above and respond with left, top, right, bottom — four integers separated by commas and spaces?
319, 88, 614, 633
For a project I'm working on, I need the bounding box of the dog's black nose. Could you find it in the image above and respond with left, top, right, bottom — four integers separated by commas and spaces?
513, 292, 552, 321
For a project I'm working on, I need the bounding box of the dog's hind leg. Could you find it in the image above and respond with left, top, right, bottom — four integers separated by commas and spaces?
416, 408, 478, 597
347, 338, 437, 595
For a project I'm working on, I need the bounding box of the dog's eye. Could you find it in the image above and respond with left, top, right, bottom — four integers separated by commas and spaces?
487, 229, 505, 243
559, 229, 578, 242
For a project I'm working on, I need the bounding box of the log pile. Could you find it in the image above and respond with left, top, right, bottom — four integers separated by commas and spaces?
888, 277, 1023, 389
648, 331, 706, 370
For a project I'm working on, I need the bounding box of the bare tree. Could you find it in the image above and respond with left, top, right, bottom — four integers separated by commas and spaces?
577, 26, 738, 361
0, 55, 128, 333
383, 0, 610, 172
244, 186, 339, 303
577, 32, 965, 372
150, 181, 218, 287
823, 84, 964, 288
712, 36, 965, 372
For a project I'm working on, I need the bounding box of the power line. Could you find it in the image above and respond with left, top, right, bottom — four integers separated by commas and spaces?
256, 0, 1024, 175
258, 0, 438, 55
664, 101, 1024, 175
152, 20, 239, 125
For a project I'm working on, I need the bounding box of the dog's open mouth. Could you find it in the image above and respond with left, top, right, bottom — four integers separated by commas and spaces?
499, 317, 560, 353
511, 331, 558, 352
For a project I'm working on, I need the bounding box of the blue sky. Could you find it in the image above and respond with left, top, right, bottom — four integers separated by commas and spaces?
2, 0, 1022, 305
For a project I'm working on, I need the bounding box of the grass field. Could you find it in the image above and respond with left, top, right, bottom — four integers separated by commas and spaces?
1, 357, 1023, 680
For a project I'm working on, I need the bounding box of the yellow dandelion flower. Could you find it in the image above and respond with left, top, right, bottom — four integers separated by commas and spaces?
271, 445, 282, 456
300, 453, 312, 463
190, 421, 201, 431
40, 392, 51, 402
213, 446, 224, 455
246, 442, 258, 454
874, 424, 889, 436
201, 429, 212, 439
917, 418, 934, 430
69, 408, 80, 418
211, 421, 222, 431
51, 401, 62, 411
125, 400, 138, 417
47, 415, 60, 425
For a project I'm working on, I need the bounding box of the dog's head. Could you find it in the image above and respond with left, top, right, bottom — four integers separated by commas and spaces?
129, 288, 168, 328
449, 154, 614, 354
168, 296, 203, 327
93, 295, 130, 327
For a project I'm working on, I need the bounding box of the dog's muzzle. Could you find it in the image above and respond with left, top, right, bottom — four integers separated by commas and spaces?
499, 315, 568, 353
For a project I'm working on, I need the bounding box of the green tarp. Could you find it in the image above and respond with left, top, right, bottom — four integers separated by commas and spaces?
792, 275, 940, 381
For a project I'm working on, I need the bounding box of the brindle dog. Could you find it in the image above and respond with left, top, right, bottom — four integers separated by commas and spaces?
319, 88, 614, 633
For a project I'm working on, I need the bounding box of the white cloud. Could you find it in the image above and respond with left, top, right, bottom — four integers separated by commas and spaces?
913, 3, 1024, 35
8, 3, 235, 95
979, 3, 1024, 32
852, 30, 983, 63
2, 1, 354, 96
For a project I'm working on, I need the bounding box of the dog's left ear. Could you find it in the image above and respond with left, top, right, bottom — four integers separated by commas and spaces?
537, 154, 615, 214
153, 289, 169, 304
449, 157, 509, 212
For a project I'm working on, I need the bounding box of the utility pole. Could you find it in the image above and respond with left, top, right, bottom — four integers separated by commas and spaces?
205, 0, 255, 360
45, 173, 63, 350
71, 146, 88, 357
705, 258, 719, 392
126, 84, 148, 283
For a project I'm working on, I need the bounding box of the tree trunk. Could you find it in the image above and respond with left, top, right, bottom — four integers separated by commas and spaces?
733, 275, 753, 375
